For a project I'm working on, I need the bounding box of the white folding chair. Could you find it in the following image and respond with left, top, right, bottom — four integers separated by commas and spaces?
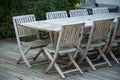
92, 7, 109, 15
102, 17, 120, 64
69, 9, 88, 17
80, 0, 96, 4
43, 23, 85, 78
85, 0, 96, 4
46, 11, 68, 45
79, 18, 114, 70
13, 14, 50, 68
46, 11, 68, 20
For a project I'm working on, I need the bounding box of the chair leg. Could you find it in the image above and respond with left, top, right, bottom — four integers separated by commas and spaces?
85, 56, 96, 70
33, 49, 43, 61
97, 47, 112, 67
17, 57, 23, 64
79, 49, 96, 70
118, 43, 120, 54
109, 51, 119, 64
79, 48, 89, 63
19, 49, 31, 68
22, 54, 31, 68
54, 63, 66, 78
96, 43, 109, 61
68, 54, 83, 74
17, 46, 31, 64
66, 51, 78, 68
43, 51, 50, 62
44, 49, 65, 78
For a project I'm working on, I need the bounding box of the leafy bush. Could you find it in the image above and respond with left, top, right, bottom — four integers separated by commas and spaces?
0, 0, 79, 39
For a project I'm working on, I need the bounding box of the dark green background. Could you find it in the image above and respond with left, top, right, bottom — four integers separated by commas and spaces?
0, 0, 79, 39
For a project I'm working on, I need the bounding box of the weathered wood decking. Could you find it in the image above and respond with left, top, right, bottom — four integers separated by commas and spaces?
0, 38, 120, 80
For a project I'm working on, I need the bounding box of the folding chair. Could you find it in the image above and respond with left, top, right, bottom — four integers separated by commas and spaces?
80, 0, 96, 5
69, 9, 88, 17
85, 0, 96, 4
69, 9, 89, 35
46, 11, 68, 20
92, 7, 109, 15
43, 23, 85, 78
46, 11, 68, 45
79, 18, 114, 70
13, 14, 50, 68
102, 17, 120, 64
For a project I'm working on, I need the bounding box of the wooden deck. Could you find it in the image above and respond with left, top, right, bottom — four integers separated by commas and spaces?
0, 38, 120, 80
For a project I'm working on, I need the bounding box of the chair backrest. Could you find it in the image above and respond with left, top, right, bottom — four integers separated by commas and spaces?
69, 9, 88, 17
56, 23, 85, 50
13, 14, 38, 38
104, 17, 120, 52
80, 0, 85, 4
46, 11, 68, 20
116, 17, 120, 36
85, 0, 96, 4
80, 0, 96, 5
92, 7, 109, 15
89, 18, 114, 42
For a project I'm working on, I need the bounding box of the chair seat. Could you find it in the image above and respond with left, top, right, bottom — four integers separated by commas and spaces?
44, 44, 76, 54
81, 40, 105, 48
114, 36, 120, 43
21, 39, 50, 48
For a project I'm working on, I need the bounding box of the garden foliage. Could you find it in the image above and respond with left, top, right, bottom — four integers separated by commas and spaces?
0, 0, 79, 39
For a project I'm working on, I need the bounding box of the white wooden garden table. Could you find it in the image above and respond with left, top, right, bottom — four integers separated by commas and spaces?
19, 13, 120, 32
18, 13, 120, 76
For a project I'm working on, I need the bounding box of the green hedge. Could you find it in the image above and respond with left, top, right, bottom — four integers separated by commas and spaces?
0, 0, 79, 39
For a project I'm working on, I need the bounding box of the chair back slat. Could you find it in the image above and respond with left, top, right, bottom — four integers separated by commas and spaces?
80, 0, 85, 4
13, 14, 38, 37
80, 0, 96, 4
69, 9, 88, 17
92, 7, 109, 15
85, 0, 96, 4
46, 11, 68, 20
116, 17, 120, 36
57, 23, 84, 48
90, 18, 114, 41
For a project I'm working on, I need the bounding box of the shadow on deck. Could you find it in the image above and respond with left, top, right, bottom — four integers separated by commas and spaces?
0, 38, 120, 80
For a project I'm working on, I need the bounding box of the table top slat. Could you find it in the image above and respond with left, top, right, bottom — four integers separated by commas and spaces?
18, 13, 120, 32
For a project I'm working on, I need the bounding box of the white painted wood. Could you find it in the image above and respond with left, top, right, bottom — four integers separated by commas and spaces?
108, 17, 120, 64
96, 0, 120, 6
109, 51, 119, 64
79, 48, 96, 70
97, 17, 120, 64
43, 23, 84, 78
97, 47, 112, 67
69, 9, 88, 17
80, 0, 96, 4
85, 0, 96, 4
46, 11, 68, 20
96, 0, 120, 12
46, 11, 68, 44
44, 49, 65, 78
19, 13, 120, 32
92, 7, 109, 15
1, 39, 120, 80
94, 62, 107, 66
13, 14, 37, 37
79, 18, 113, 70
68, 54, 83, 74
12, 14, 50, 68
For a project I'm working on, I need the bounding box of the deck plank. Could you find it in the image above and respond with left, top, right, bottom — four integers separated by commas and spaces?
0, 38, 120, 80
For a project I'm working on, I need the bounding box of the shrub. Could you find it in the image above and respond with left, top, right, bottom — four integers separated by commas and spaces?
0, 0, 79, 39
